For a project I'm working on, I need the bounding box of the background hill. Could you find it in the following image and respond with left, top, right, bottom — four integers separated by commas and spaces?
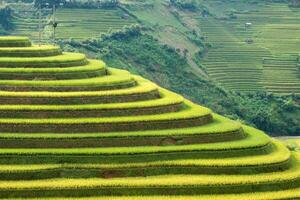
0, 0, 299, 136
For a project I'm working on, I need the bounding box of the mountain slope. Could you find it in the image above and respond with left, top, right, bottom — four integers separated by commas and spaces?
61, 31, 300, 136
0, 35, 298, 199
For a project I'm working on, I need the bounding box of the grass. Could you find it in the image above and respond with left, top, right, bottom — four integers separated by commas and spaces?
0, 36, 298, 198
0, 76, 156, 97
194, 2, 300, 94
0, 154, 297, 197
0, 59, 105, 73
55, 8, 136, 39
0, 126, 270, 155
0, 52, 87, 68
7, 188, 300, 199
0, 115, 239, 139
0, 59, 107, 80
0, 88, 184, 118
0, 36, 29, 41
0, 67, 136, 91
0, 77, 160, 105
0, 161, 297, 188
0, 88, 182, 111
0, 98, 213, 133
0, 74, 134, 87
0, 140, 289, 172
0, 141, 290, 180
0, 36, 31, 47
282, 138, 300, 152
0, 45, 62, 57
0, 100, 211, 123
262, 55, 300, 94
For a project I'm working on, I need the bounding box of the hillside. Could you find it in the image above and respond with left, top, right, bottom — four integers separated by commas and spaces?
0, 35, 299, 199
61, 29, 300, 136
0, 1, 299, 135
3, 1, 300, 92
119, 0, 300, 94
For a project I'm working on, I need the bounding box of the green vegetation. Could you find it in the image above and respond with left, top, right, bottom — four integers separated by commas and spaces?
0, 68, 135, 91
3, 0, 299, 136
34, 0, 120, 9
3, 192, 300, 200
55, 8, 136, 39
0, 59, 106, 80
0, 36, 297, 199
281, 137, 300, 152
163, 0, 300, 94
170, 0, 198, 11
0, 52, 87, 67
9, 2, 48, 40
119, 0, 300, 94
62, 29, 300, 136
0, 45, 62, 57
0, 36, 31, 47
0, 6, 13, 33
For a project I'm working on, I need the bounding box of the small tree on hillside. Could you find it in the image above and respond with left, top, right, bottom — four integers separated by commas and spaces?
289, 0, 300, 7
170, 0, 197, 11
0, 6, 13, 30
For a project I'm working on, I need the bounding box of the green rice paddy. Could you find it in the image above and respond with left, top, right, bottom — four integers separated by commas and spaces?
0, 36, 298, 199
197, 2, 300, 94
55, 8, 136, 39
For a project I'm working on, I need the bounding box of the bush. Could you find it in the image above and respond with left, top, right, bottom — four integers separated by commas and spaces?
100, 24, 142, 41
170, 0, 198, 11
36, 0, 120, 9
0, 6, 13, 31
289, 0, 300, 7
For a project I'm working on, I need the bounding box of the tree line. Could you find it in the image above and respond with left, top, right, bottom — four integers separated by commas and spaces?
34, 0, 119, 9
0, 6, 13, 32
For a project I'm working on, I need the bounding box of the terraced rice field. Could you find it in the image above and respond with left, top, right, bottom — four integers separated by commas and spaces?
9, 3, 51, 40
0, 36, 299, 199
197, 2, 300, 94
9, 3, 136, 40
262, 55, 300, 94
199, 17, 268, 92
55, 8, 136, 39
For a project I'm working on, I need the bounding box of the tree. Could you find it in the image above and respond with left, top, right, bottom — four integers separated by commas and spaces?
289, 0, 300, 7
34, 0, 65, 8
170, 0, 197, 11
0, 6, 13, 30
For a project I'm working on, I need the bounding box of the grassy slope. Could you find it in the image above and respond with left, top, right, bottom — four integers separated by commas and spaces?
197, 1, 300, 94
9, 3, 136, 40
62, 32, 300, 136
55, 8, 136, 39
3, 0, 299, 136
9, 3, 49, 40
122, 0, 300, 94
120, 0, 208, 79
4, 191, 300, 200
281, 138, 300, 152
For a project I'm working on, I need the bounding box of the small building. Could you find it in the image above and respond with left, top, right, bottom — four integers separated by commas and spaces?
245, 22, 252, 28
122, 14, 130, 20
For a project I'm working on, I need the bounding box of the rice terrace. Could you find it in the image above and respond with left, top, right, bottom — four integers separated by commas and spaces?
0, 0, 299, 199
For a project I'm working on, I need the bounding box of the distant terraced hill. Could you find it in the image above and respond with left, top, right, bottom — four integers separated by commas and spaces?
9, 3, 136, 40
0, 36, 299, 199
6, 1, 300, 95
55, 8, 136, 39
196, 2, 300, 94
